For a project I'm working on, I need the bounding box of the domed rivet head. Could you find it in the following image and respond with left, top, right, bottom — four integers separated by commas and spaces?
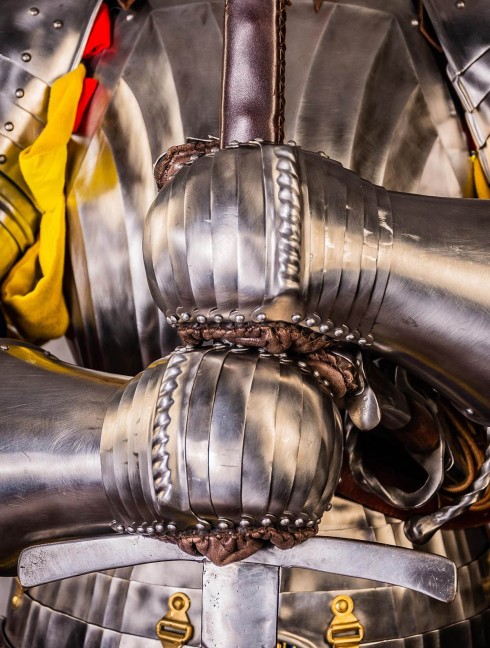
261, 518, 272, 527
334, 327, 344, 337
256, 313, 266, 323
295, 518, 305, 527
280, 517, 290, 527
196, 523, 206, 531
28, 7, 39, 15
4, 122, 14, 132
15, 88, 24, 99
196, 315, 206, 324
358, 338, 367, 346
326, 503, 333, 511
126, 12, 134, 21
411, 17, 419, 26
455, 0, 465, 7
53, 19, 63, 29
319, 324, 330, 334
146, 526, 155, 535
126, 526, 135, 534
0, 155, 6, 165
239, 519, 250, 528
235, 314, 245, 323
21, 52, 32, 62
155, 523, 165, 534
167, 523, 177, 532
306, 520, 315, 527
287, 140, 297, 146
180, 312, 190, 321
345, 334, 355, 341
218, 521, 229, 530
305, 318, 316, 327
291, 313, 302, 323
136, 526, 145, 534
169, 315, 178, 324
214, 314, 223, 323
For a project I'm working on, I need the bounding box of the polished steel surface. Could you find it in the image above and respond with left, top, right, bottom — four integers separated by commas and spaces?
0, 0, 488, 646
145, 143, 490, 423
0, 340, 126, 569
17, 534, 457, 603
63, 0, 470, 376
201, 562, 279, 648
424, 0, 490, 182
102, 346, 342, 532
7, 496, 490, 646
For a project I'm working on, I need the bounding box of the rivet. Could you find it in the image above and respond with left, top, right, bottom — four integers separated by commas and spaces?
306, 520, 315, 527
318, 151, 329, 158
15, 88, 24, 99
21, 52, 32, 62
196, 523, 206, 531
345, 334, 355, 341
261, 518, 272, 527
334, 327, 344, 337
287, 140, 297, 146
465, 408, 475, 416
256, 313, 266, 322
235, 314, 245, 323
146, 526, 155, 535
136, 526, 145, 534
358, 338, 367, 346
28, 7, 39, 15
126, 12, 134, 21
319, 324, 330, 334
126, 526, 135, 534
167, 523, 177, 532
180, 312, 190, 321
218, 521, 229, 530
280, 517, 290, 527
411, 17, 419, 26
4, 122, 14, 132
0, 345, 9, 351
0, 155, 6, 165
295, 518, 305, 527
115, 524, 124, 534
169, 315, 177, 324
53, 19, 63, 29
214, 314, 223, 323
291, 313, 302, 323
455, 0, 465, 7
239, 519, 250, 528
155, 523, 165, 534
305, 318, 316, 327
196, 315, 206, 324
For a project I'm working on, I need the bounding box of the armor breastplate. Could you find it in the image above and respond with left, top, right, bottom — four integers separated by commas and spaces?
1, 1, 488, 647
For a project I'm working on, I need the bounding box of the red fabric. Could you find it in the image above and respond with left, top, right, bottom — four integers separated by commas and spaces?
73, 78, 99, 133
83, 3, 112, 59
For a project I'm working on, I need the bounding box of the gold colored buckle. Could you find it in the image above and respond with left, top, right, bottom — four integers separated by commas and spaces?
156, 592, 194, 648
325, 595, 365, 648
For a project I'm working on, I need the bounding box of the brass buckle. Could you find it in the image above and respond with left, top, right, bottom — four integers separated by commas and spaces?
325, 595, 365, 648
156, 592, 194, 648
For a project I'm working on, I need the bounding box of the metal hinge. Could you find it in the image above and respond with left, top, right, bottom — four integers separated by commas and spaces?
156, 592, 194, 648
325, 595, 365, 648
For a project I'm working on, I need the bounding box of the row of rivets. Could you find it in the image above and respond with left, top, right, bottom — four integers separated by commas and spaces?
112, 514, 319, 536
168, 311, 374, 347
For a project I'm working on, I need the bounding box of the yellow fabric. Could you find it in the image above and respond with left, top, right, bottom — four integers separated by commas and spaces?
473, 154, 490, 199
1, 64, 85, 341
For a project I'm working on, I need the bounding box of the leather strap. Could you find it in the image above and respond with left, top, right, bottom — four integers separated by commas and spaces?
220, 0, 287, 146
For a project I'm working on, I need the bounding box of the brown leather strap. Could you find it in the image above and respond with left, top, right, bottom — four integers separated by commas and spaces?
220, 0, 288, 146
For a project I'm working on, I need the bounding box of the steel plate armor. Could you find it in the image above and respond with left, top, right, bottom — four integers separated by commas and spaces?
1, 1, 490, 647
